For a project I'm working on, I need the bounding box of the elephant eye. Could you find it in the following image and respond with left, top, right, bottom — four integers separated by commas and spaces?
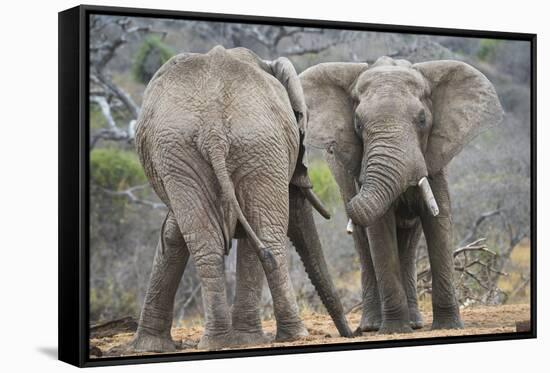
354, 113, 364, 134
416, 109, 427, 129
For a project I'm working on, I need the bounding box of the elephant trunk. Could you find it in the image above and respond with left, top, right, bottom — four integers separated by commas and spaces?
347, 131, 409, 227
346, 125, 439, 226
288, 186, 353, 337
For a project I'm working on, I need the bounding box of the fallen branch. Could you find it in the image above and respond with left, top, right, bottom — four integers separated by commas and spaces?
90, 316, 138, 339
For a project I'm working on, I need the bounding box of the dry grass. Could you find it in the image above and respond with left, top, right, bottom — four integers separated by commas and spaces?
498, 239, 531, 303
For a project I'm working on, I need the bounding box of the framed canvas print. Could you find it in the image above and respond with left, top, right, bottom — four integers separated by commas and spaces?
58, 4, 537, 367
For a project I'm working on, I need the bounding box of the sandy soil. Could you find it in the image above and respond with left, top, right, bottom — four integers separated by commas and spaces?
91, 303, 530, 358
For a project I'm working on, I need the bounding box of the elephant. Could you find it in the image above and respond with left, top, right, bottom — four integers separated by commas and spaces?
299, 56, 503, 334
130, 45, 352, 352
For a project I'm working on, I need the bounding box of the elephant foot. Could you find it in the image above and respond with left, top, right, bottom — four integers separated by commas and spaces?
354, 321, 382, 335
119, 331, 178, 353
354, 311, 382, 334
409, 308, 424, 330
231, 330, 272, 346
378, 320, 413, 335
197, 331, 234, 350
275, 321, 309, 342
431, 316, 464, 330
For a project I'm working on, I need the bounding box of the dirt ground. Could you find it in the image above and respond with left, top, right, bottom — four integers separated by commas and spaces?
91, 303, 530, 358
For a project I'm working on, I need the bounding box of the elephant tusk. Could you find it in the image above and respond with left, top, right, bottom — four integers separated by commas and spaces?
302, 187, 331, 220
346, 219, 354, 234
418, 177, 439, 217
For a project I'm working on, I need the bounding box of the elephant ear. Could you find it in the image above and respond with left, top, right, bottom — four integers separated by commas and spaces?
269, 57, 308, 133
266, 57, 313, 188
414, 60, 504, 175
299, 63, 368, 173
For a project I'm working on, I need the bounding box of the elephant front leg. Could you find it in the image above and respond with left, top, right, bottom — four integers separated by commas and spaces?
419, 172, 463, 330
131, 212, 189, 352
366, 210, 412, 334
397, 221, 424, 329
231, 238, 271, 345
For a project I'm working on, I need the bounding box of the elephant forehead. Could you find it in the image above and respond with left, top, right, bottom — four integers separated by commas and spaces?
354, 67, 428, 98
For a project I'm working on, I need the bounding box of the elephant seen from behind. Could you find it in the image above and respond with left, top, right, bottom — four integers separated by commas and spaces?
131, 46, 352, 352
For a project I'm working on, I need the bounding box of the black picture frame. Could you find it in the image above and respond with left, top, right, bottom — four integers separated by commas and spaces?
58, 4, 537, 368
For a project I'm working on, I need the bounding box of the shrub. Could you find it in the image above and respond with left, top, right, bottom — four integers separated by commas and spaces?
132, 36, 175, 84
308, 160, 341, 207
90, 148, 146, 190
477, 39, 501, 62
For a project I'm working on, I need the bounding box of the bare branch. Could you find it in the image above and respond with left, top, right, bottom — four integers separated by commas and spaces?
453, 238, 497, 257
90, 96, 118, 129
459, 210, 503, 246
182, 284, 202, 310
90, 128, 131, 149
100, 184, 166, 210
93, 72, 140, 119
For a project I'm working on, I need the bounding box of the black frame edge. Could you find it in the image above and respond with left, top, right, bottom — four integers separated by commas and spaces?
58, 5, 85, 368
79, 3, 535, 40
529, 34, 537, 338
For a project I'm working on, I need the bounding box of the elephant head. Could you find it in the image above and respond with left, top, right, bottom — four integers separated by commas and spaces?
300, 57, 503, 227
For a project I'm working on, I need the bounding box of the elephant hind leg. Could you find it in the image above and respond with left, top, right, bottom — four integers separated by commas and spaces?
165, 183, 233, 350
131, 211, 190, 353
183, 230, 231, 350
230, 238, 271, 346
243, 180, 308, 342
171, 201, 232, 350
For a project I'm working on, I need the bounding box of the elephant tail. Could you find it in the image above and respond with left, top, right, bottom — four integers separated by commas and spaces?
207, 145, 272, 261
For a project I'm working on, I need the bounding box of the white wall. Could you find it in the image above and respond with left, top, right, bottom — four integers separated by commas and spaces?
0, 0, 546, 371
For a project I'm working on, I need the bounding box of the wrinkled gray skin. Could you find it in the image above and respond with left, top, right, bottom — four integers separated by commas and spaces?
300, 56, 503, 334
130, 46, 352, 352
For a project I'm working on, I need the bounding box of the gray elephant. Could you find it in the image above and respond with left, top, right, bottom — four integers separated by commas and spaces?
300, 56, 503, 334
130, 46, 352, 352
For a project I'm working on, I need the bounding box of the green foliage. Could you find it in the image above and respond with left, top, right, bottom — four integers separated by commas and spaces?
477, 39, 501, 61
308, 160, 341, 207
132, 36, 174, 84
90, 148, 146, 190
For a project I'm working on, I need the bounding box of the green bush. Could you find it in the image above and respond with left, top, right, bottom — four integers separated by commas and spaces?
477, 39, 501, 61
132, 36, 174, 84
90, 148, 146, 190
308, 160, 341, 207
